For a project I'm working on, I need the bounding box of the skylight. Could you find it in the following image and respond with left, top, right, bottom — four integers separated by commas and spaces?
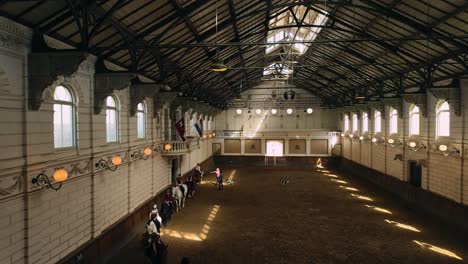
266, 6, 328, 55
263, 63, 293, 80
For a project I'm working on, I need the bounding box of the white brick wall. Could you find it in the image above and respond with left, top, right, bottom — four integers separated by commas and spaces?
0, 19, 213, 264
337, 80, 468, 205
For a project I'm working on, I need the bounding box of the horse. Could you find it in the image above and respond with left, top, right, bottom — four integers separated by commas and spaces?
194, 169, 204, 183
143, 227, 167, 263
185, 175, 197, 198
160, 202, 172, 226
172, 183, 188, 212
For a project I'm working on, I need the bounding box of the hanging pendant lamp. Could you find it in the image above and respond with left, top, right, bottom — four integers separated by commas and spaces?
210, 0, 228, 72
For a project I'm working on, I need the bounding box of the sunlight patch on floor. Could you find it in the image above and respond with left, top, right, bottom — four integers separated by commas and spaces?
351, 193, 374, 201
228, 170, 237, 181
161, 205, 221, 242
339, 185, 359, 191
413, 240, 463, 260
331, 179, 347, 184
385, 219, 421, 232
364, 204, 392, 214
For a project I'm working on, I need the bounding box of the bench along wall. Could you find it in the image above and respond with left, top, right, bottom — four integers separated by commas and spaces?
0, 17, 213, 264
337, 78, 468, 207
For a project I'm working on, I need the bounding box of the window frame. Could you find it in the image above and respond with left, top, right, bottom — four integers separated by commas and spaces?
53, 85, 76, 149
436, 101, 450, 138
344, 114, 350, 132
374, 110, 382, 134
352, 113, 358, 133
105, 95, 119, 143
409, 104, 420, 136
389, 108, 398, 134
362, 112, 368, 133
137, 102, 146, 139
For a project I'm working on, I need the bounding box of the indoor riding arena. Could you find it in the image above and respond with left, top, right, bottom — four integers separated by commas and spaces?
0, 1, 467, 264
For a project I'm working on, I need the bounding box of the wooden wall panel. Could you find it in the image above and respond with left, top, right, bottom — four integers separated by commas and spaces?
224, 139, 241, 153
244, 139, 261, 154
289, 139, 306, 154
310, 139, 328, 154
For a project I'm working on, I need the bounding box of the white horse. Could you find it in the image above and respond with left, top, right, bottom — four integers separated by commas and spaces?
172, 183, 188, 212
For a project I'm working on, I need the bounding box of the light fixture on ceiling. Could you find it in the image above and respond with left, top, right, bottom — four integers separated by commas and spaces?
286, 108, 293, 115
306, 108, 313, 114
210, 0, 228, 72
271, 109, 277, 115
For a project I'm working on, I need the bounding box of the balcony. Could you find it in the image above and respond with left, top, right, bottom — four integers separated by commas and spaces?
215, 129, 340, 139
161, 139, 200, 156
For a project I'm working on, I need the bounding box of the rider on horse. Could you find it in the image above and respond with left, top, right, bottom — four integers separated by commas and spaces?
146, 210, 167, 257
163, 189, 173, 207
148, 204, 158, 220
186, 173, 195, 197
195, 163, 203, 183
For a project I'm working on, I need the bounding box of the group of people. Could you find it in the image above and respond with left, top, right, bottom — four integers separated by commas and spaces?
144, 164, 227, 263
144, 163, 205, 263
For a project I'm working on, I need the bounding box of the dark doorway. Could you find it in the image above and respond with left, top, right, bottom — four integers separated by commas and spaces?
171, 158, 177, 184
408, 160, 422, 188
212, 143, 221, 155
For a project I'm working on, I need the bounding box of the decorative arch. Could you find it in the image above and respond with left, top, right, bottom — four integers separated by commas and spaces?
43, 76, 83, 107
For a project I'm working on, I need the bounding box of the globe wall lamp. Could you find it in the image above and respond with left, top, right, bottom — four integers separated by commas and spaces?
164, 143, 172, 151
359, 134, 371, 141
438, 144, 460, 157
372, 137, 385, 144
31, 168, 69, 191
131, 147, 153, 160
387, 138, 403, 147
408, 141, 426, 151
96, 155, 122, 172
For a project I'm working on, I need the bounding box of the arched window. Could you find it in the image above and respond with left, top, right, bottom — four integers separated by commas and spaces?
409, 105, 420, 136
374, 110, 381, 133
105, 96, 118, 142
352, 113, 358, 132
344, 114, 349, 132
137, 102, 146, 139
436, 101, 450, 138
389, 108, 398, 134
54, 85, 75, 148
362, 112, 368, 132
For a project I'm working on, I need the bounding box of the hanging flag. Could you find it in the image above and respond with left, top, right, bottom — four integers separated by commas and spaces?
194, 118, 204, 137
175, 118, 186, 141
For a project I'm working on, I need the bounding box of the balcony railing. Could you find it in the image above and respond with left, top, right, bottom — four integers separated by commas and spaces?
215, 129, 340, 138
161, 139, 200, 155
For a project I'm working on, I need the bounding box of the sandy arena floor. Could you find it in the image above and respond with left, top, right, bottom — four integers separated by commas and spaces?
108, 166, 468, 264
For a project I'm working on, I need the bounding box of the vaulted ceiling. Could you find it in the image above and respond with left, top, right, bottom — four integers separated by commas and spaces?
1, 0, 467, 108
